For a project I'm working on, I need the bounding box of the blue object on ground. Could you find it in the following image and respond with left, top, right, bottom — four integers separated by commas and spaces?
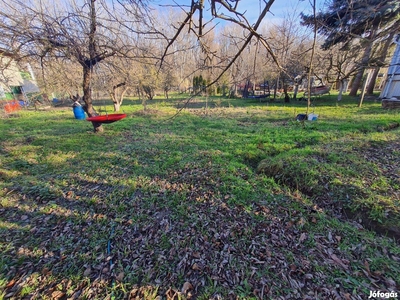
73, 106, 86, 120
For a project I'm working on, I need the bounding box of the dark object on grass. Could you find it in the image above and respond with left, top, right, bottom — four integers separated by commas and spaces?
296, 114, 308, 121
86, 113, 127, 124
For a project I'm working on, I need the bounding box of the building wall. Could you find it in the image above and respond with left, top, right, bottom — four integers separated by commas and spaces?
0, 56, 24, 92
381, 36, 400, 99
0, 52, 39, 100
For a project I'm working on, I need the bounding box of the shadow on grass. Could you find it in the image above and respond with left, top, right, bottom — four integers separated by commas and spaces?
1, 100, 400, 298
3, 176, 398, 299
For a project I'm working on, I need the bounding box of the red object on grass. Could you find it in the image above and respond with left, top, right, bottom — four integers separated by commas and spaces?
86, 113, 127, 124
4, 101, 21, 113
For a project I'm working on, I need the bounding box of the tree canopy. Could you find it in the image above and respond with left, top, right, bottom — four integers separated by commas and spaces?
301, 0, 400, 49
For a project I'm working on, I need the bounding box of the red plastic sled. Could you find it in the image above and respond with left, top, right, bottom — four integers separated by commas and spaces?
86, 113, 127, 124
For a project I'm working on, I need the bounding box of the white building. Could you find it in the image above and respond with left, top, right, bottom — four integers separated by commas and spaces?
380, 34, 400, 99
0, 49, 39, 102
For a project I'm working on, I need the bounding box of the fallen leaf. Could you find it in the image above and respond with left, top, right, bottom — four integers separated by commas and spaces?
286, 221, 294, 228
299, 232, 307, 243
304, 274, 313, 280
116, 271, 124, 281
328, 231, 333, 242
364, 260, 371, 274
192, 263, 201, 270
192, 252, 201, 259
83, 267, 91, 277
330, 253, 348, 270
385, 277, 396, 288
51, 290, 65, 299
181, 282, 193, 294
297, 217, 307, 227
5, 279, 16, 289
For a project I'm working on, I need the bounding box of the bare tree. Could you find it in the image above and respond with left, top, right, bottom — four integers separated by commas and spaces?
29, 58, 82, 100
155, 0, 286, 98
266, 9, 311, 102
0, 0, 151, 132
93, 57, 138, 112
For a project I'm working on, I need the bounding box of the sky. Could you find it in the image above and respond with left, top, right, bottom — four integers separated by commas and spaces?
152, 0, 328, 27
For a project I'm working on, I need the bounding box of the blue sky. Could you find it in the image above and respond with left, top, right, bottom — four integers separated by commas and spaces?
153, 0, 328, 25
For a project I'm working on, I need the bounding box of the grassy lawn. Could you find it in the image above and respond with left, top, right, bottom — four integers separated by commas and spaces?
0, 93, 399, 299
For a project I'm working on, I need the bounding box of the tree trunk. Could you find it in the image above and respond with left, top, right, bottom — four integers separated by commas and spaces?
283, 80, 290, 103
359, 69, 372, 107
113, 102, 120, 112
306, 0, 317, 115
82, 0, 103, 133
337, 79, 347, 101
293, 84, 299, 100
366, 68, 380, 95
349, 25, 378, 96
366, 31, 395, 95
349, 56, 368, 96
111, 85, 127, 112
82, 66, 103, 133
110, 91, 117, 111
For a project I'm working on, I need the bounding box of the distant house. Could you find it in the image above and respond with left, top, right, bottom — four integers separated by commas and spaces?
0, 49, 40, 104
380, 35, 400, 99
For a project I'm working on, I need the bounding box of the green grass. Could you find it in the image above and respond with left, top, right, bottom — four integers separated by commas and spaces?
0, 92, 399, 299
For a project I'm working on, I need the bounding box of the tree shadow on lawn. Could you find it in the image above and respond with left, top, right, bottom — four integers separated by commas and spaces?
1, 107, 400, 298
2, 172, 400, 299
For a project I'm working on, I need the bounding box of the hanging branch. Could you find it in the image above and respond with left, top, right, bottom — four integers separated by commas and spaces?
161, 0, 282, 74
306, 0, 317, 115
159, 8, 196, 67
166, 0, 279, 119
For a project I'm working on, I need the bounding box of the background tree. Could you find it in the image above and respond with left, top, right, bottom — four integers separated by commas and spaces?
266, 8, 311, 101
366, 25, 400, 94
136, 60, 159, 109
301, 0, 400, 96
157, 0, 287, 97
319, 41, 361, 101
159, 62, 178, 99
0, 0, 151, 132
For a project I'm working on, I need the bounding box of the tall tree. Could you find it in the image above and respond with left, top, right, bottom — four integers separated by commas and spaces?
301, 0, 400, 96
